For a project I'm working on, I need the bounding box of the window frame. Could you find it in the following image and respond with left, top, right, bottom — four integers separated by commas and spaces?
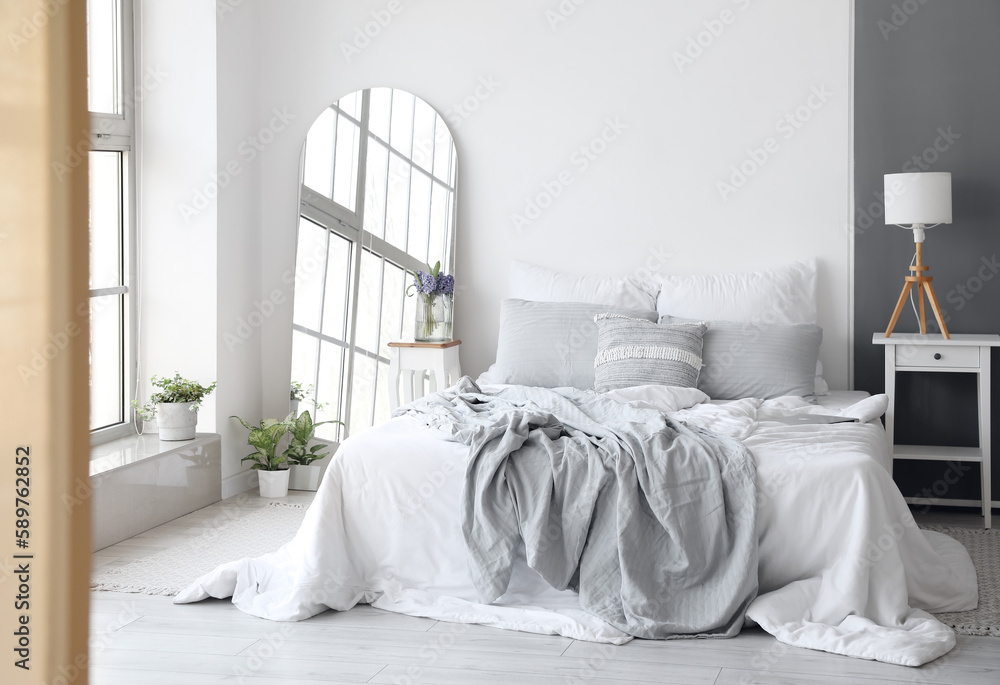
88, 0, 139, 446
293, 88, 458, 439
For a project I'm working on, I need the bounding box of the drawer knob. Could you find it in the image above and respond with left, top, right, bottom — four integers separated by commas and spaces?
934, 353, 942, 360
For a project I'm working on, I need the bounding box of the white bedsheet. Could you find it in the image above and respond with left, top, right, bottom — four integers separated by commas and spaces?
175, 387, 977, 667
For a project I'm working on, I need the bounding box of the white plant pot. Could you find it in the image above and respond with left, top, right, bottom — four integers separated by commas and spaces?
258, 469, 290, 498
290, 399, 299, 416
156, 402, 198, 441
288, 464, 322, 491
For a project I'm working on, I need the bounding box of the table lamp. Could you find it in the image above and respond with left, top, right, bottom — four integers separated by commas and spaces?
883, 171, 952, 339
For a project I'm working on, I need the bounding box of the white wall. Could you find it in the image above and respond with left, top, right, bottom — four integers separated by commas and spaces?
215, 1, 265, 495
139, 0, 218, 429
217, 0, 852, 492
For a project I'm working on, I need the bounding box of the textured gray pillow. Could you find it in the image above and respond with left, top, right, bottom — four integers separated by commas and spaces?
494, 300, 658, 389
593, 314, 707, 393
662, 316, 823, 399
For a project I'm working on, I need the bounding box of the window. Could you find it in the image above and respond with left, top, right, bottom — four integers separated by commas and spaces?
292, 88, 458, 441
86, 0, 136, 441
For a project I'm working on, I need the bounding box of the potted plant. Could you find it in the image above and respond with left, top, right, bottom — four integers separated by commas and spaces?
284, 410, 343, 491
289, 381, 309, 416
232, 414, 294, 498
134, 373, 217, 441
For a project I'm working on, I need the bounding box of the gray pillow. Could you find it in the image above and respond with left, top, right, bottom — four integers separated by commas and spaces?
661, 316, 822, 400
494, 300, 658, 389
594, 314, 707, 393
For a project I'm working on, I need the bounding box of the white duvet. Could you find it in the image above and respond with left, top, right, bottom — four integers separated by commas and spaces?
175, 386, 977, 667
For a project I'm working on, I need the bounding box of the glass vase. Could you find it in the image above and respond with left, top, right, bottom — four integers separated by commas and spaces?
415, 293, 453, 342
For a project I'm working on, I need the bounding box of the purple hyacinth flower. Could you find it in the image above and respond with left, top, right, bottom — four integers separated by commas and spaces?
437, 274, 455, 295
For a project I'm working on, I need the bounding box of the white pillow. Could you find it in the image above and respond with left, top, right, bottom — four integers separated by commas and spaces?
509, 260, 657, 311
655, 259, 817, 326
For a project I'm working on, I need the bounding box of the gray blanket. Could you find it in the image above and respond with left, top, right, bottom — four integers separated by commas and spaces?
396, 377, 758, 638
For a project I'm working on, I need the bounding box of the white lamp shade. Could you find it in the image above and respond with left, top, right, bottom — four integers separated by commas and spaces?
884, 172, 952, 225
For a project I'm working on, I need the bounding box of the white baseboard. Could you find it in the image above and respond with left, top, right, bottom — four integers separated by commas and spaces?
904, 496, 999, 509
222, 469, 258, 499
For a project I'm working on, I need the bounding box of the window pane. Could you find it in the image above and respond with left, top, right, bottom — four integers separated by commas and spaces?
87, 0, 119, 114
380, 262, 406, 358
402, 287, 416, 342
348, 352, 377, 436
303, 108, 335, 198
290, 330, 319, 412
433, 114, 454, 183
389, 90, 414, 159
337, 91, 362, 121
292, 218, 328, 331
363, 140, 389, 240
90, 295, 123, 430
332, 114, 360, 211
411, 98, 436, 173
372, 360, 391, 427
407, 172, 432, 264
355, 251, 383, 353
369, 87, 392, 143
450, 145, 458, 188
89, 151, 123, 289
316, 340, 346, 441
385, 154, 410, 253
429, 184, 452, 266
321, 233, 352, 341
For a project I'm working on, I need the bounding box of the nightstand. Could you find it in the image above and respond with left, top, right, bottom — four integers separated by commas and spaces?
387, 340, 462, 411
873, 332, 1000, 528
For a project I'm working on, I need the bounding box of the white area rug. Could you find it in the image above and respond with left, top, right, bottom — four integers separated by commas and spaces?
91, 502, 308, 596
922, 526, 1000, 637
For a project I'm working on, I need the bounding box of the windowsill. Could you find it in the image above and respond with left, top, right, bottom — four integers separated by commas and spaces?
89, 431, 221, 477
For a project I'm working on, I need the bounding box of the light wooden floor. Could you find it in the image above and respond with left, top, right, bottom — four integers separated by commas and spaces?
90, 493, 999, 685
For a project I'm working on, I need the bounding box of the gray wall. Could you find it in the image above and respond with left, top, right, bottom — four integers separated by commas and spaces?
854, 0, 1000, 504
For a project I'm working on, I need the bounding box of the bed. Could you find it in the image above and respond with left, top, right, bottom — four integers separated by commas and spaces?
176, 259, 978, 667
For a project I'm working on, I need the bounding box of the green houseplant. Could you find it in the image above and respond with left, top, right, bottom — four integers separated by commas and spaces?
232, 414, 294, 497
284, 410, 343, 491
289, 381, 307, 416
134, 373, 217, 441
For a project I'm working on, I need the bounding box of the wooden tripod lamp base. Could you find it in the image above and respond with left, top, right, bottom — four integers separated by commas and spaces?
884, 241, 950, 339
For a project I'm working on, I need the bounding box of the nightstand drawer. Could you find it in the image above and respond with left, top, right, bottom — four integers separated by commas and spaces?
895, 345, 979, 368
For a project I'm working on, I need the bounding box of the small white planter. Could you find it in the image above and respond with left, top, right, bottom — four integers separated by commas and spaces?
258, 469, 290, 498
288, 464, 322, 491
156, 402, 199, 441
289, 399, 300, 416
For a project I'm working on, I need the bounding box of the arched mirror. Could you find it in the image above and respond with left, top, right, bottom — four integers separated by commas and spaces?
289, 88, 458, 441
